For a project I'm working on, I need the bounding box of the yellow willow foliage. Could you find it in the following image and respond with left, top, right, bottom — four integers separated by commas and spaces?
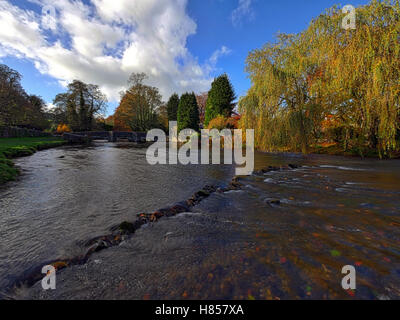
240, 0, 400, 157
239, 32, 324, 153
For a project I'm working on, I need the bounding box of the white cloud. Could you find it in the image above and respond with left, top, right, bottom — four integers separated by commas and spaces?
0, 0, 230, 108
231, 0, 254, 27
45, 102, 57, 111
209, 46, 231, 65
202, 46, 232, 76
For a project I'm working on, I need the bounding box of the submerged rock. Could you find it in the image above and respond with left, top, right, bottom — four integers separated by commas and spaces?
265, 198, 281, 206
150, 211, 164, 222
253, 164, 302, 175
119, 221, 136, 234
229, 181, 243, 190
51, 261, 69, 270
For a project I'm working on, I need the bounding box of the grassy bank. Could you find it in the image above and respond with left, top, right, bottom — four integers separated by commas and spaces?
0, 137, 66, 184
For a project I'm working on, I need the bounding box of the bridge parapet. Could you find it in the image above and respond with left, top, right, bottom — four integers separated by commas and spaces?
63, 133, 91, 143
65, 131, 147, 143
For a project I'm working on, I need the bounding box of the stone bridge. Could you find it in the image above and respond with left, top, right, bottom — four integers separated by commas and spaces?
63, 131, 147, 143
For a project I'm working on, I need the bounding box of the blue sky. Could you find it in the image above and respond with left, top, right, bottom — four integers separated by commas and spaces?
0, 0, 369, 116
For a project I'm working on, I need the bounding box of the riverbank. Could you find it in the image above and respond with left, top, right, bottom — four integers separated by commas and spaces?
257, 143, 399, 159
308, 143, 378, 158
311, 142, 400, 159
0, 137, 66, 184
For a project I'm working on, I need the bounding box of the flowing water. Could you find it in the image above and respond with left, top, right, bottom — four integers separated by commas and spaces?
0, 142, 399, 299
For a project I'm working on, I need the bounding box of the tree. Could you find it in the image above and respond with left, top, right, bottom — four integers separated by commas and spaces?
309, 0, 400, 157
157, 104, 169, 131
196, 92, 208, 125
0, 64, 49, 129
178, 92, 199, 132
239, 0, 400, 158
204, 74, 236, 126
47, 103, 69, 130
242, 32, 323, 153
53, 80, 107, 131
114, 73, 162, 132
27, 95, 50, 130
104, 115, 115, 131
113, 101, 132, 131
0, 64, 24, 126
167, 93, 179, 121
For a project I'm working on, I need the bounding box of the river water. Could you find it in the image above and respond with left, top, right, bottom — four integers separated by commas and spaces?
0, 142, 399, 299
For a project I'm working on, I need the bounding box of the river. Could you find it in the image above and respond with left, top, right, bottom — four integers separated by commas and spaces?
0, 142, 399, 299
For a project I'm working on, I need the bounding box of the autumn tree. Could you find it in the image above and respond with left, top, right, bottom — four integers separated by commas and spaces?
0, 64, 24, 126
115, 73, 162, 132
157, 104, 169, 131
239, 0, 400, 157
241, 33, 324, 153
204, 74, 236, 127
178, 92, 199, 132
104, 115, 114, 131
308, 0, 400, 157
0, 64, 49, 129
196, 92, 208, 126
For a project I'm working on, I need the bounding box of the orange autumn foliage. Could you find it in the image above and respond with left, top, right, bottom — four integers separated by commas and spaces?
56, 124, 71, 133
321, 114, 340, 132
207, 115, 239, 130
113, 95, 133, 132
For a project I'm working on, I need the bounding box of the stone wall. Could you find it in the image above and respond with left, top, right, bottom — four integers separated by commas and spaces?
0, 126, 51, 138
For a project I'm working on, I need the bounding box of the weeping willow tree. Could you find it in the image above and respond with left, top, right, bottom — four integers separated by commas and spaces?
239, 32, 325, 153
240, 0, 400, 157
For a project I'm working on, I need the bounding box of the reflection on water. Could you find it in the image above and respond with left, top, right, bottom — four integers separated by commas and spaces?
1, 143, 399, 299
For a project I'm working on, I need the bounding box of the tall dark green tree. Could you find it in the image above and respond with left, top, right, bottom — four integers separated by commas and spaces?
204, 74, 236, 126
167, 93, 179, 121
178, 92, 199, 132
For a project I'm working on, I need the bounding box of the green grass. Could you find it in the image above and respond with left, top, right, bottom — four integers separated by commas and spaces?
0, 137, 65, 184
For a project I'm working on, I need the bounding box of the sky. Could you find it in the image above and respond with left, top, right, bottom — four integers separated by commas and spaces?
0, 0, 370, 116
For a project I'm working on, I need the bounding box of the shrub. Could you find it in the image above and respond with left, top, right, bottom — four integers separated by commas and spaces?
207, 116, 238, 130
56, 124, 71, 134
